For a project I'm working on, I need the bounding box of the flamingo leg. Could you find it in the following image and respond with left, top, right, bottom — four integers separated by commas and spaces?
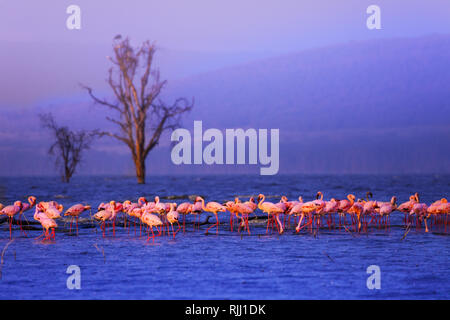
8, 216, 12, 240
18, 213, 28, 237
205, 213, 219, 235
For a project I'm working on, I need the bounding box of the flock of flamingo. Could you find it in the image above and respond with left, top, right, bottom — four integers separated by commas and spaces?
0, 192, 448, 242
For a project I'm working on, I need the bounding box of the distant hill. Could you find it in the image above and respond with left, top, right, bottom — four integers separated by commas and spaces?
1, 34, 449, 175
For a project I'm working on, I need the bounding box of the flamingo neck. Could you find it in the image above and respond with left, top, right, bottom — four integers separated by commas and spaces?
257, 195, 265, 209
200, 198, 207, 211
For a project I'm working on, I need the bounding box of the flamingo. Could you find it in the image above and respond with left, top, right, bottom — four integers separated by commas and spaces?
34, 208, 57, 241
190, 198, 204, 230
427, 198, 449, 231
257, 194, 284, 234
224, 200, 239, 231
196, 197, 226, 235
337, 194, 356, 228
141, 211, 163, 242
64, 204, 91, 235
410, 201, 429, 232
0, 201, 23, 239
166, 203, 181, 238
348, 201, 364, 231
375, 196, 397, 229
312, 192, 327, 229
323, 198, 339, 229
295, 197, 319, 233
38, 201, 63, 220
232, 201, 254, 235
16, 196, 36, 236
94, 201, 115, 237
177, 202, 192, 233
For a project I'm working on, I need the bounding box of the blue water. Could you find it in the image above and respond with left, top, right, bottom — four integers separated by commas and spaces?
0, 174, 448, 299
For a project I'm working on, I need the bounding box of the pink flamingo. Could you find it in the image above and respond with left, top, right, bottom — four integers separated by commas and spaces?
0, 201, 23, 239
224, 200, 239, 231
229, 197, 253, 232
323, 198, 339, 229
337, 194, 356, 228
348, 200, 364, 231
190, 198, 203, 230
197, 196, 226, 235
427, 198, 449, 231
166, 203, 181, 238
38, 201, 63, 220
177, 202, 193, 233
285, 196, 303, 228
34, 208, 57, 241
295, 198, 319, 233
257, 194, 284, 234
312, 192, 327, 229
94, 201, 115, 237
236, 203, 254, 235
64, 204, 91, 235
16, 196, 36, 236
375, 196, 397, 229
410, 200, 429, 232
141, 211, 163, 242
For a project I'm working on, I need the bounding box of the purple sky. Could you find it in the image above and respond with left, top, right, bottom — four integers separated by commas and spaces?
1, 0, 449, 107
2, 0, 449, 50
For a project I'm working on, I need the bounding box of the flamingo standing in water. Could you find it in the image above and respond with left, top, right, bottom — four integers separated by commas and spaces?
177, 202, 192, 233
16, 196, 36, 236
64, 204, 91, 235
427, 198, 449, 231
257, 194, 284, 234
34, 208, 57, 241
348, 200, 364, 232
376, 197, 397, 229
410, 200, 429, 232
94, 201, 115, 237
323, 198, 339, 229
190, 198, 204, 231
196, 197, 226, 235
0, 201, 23, 239
141, 211, 163, 243
224, 200, 239, 231
337, 194, 356, 229
312, 192, 327, 230
397, 195, 418, 213
295, 197, 319, 233
232, 200, 254, 235
166, 203, 181, 238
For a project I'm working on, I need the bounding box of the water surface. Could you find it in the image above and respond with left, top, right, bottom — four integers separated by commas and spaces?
0, 174, 448, 299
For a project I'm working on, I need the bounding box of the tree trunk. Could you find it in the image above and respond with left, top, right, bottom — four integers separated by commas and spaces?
135, 157, 146, 184
63, 165, 72, 183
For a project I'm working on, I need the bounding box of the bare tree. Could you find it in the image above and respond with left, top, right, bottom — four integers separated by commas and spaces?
82, 35, 193, 184
40, 113, 97, 183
